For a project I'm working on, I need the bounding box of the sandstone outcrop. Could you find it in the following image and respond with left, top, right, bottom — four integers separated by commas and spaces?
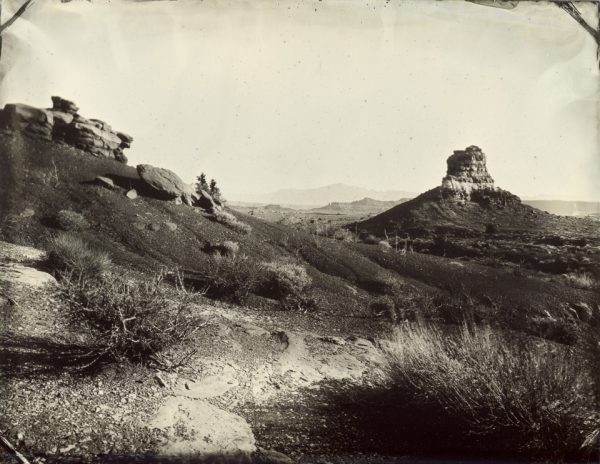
0, 97, 132, 163
137, 164, 196, 205
439, 145, 520, 207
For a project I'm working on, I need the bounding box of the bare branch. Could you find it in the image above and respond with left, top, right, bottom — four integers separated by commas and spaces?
0, 0, 36, 35
556, 1, 599, 45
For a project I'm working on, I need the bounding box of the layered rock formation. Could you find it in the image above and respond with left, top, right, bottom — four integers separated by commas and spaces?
0, 97, 132, 163
439, 145, 520, 207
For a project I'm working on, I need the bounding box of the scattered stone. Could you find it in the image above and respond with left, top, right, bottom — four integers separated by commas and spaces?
94, 176, 114, 189
19, 208, 35, 218
173, 197, 183, 206
126, 189, 138, 199
255, 447, 295, 464
154, 373, 167, 388
164, 222, 177, 231
571, 302, 592, 322
59, 444, 76, 454
173, 374, 238, 399
147, 223, 161, 232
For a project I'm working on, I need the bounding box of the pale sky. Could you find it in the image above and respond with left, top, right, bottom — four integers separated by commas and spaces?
1, 0, 599, 200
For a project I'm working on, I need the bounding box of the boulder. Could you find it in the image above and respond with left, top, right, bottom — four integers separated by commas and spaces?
126, 189, 138, 199
51, 96, 79, 114
116, 132, 133, 148
164, 222, 178, 231
136, 164, 194, 201
147, 223, 161, 232
150, 397, 256, 455
0, 103, 54, 140
196, 189, 220, 212
95, 176, 114, 189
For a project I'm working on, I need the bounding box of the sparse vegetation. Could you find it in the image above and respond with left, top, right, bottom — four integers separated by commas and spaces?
58, 270, 201, 364
197, 254, 258, 303
55, 209, 90, 231
204, 240, 239, 258
381, 322, 599, 459
259, 260, 312, 300
565, 272, 597, 290
369, 295, 397, 323
485, 223, 498, 234
48, 233, 111, 279
211, 210, 252, 234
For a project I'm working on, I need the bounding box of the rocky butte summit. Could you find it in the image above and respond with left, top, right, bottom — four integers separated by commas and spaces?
355, 145, 548, 235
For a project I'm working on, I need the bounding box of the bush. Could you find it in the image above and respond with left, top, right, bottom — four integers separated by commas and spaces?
204, 241, 239, 258
211, 210, 252, 234
58, 271, 201, 363
363, 234, 379, 245
564, 272, 597, 290
55, 209, 90, 231
258, 260, 312, 300
378, 240, 392, 252
48, 233, 111, 279
369, 296, 397, 323
381, 323, 599, 459
198, 254, 258, 303
485, 223, 498, 234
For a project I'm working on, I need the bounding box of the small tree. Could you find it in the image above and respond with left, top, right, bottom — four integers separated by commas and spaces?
209, 178, 221, 201
195, 173, 209, 194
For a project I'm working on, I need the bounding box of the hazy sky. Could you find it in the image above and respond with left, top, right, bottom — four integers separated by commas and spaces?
1, 0, 599, 200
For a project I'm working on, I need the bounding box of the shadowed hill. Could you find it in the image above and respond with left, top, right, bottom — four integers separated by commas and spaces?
1, 133, 598, 344
354, 146, 598, 237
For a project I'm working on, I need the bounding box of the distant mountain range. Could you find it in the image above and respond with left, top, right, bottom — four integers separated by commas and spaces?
311, 197, 409, 214
228, 184, 416, 208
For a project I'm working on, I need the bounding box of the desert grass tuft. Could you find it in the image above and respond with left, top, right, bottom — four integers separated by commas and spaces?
380, 322, 599, 459
48, 232, 111, 279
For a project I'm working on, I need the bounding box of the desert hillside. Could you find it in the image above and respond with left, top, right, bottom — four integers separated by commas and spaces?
1, 101, 599, 463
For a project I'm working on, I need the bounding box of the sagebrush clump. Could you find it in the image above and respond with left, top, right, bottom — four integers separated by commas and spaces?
381, 323, 599, 459
55, 209, 90, 231
58, 271, 200, 363
48, 233, 111, 279
198, 254, 258, 303
210, 210, 252, 234
259, 260, 312, 300
204, 241, 239, 258
564, 272, 597, 290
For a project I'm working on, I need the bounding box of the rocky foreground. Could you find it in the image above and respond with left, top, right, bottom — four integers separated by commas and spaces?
0, 241, 388, 463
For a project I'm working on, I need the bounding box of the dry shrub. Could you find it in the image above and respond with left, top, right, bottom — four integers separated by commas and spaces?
564, 272, 597, 290
58, 271, 201, 364
198, 254, 258, 303
363, 234, 379, 245
56, 209, 90, 231
204, 241, 239, 258
259, 260, 312, 300
382, 323, 599, 459
369, 295, 397, 323
378, 240, 392, 252
48, 233, 111, 279
211, 210, 252, 234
